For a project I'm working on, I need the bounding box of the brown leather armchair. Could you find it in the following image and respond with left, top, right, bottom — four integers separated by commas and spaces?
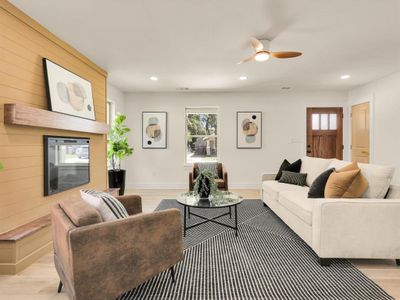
189, 163, 228, 191
51, 194, 183, 300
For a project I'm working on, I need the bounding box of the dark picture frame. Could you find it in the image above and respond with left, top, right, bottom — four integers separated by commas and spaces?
236, 111, 262, 149
43, 58, 96, 120
142, 111, 168, 149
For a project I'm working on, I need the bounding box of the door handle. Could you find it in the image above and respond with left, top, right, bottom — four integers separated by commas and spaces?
361, 151, 369, 155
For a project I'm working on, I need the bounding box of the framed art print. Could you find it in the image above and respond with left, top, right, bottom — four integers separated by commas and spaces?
142, 112, 167, 149
43, 58, 96, 120
236, 111, 262, 149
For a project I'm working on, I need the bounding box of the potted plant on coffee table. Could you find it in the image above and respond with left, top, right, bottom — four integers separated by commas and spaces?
107, 113, 133, 195
193, 169, 218, 199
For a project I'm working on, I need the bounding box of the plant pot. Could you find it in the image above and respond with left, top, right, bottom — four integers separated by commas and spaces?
108, 169, 126, 196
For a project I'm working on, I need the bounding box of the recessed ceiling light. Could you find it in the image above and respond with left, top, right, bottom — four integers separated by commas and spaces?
281, 87, 291, 90
239, 76, 247, 80
150, 76, 158, 81
340, 74, 350, 80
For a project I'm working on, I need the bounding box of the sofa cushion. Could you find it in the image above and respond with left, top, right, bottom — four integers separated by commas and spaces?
278, 171, 307, 186
262, 180, 309, 202
275, 159, 302, 180
338, 162, 369, 198
300, 156, 333, 186
80, 190, 129, 221
327, 159, 394, 198
308, 168, 335, 198
325, 169, 361, 198
279, 190, 313, 225
59, 197, 102, 227
327, 159, 350, 170
358, 163, 395, 198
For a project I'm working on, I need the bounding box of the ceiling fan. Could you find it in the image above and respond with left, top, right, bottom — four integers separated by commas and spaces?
238, 37, 302, 64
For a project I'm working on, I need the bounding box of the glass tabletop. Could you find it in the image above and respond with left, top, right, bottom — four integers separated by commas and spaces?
176, 191, 243, 208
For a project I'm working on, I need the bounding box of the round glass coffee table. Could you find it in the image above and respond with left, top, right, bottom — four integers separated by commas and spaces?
176, 191, 243, 237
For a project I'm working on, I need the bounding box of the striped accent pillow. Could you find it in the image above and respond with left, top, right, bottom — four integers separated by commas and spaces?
278, 171, 307, 187
80, 190, 129, 221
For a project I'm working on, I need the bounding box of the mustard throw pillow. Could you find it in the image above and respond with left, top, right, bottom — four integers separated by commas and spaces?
325, 169, 360, 198
338, 162, 369, 198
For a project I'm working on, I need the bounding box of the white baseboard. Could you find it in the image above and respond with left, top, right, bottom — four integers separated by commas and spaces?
126, 183, 260, 190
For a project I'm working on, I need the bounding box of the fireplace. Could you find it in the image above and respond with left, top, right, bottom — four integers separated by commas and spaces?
44, 136, 90, 196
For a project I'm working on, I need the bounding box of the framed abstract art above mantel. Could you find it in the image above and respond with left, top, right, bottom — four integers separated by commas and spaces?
43, 58, 96, 120
236, 111, 262, 149
142, 111, 168, 149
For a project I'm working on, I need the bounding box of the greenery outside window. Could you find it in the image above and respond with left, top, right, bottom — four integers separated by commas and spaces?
186, 107, 218, 164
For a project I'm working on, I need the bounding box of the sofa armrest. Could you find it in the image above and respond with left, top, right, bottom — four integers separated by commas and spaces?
116, 194, 142, 215
69, 209, 183, 299
261, 173, 276, 181
312, 198, 400, 259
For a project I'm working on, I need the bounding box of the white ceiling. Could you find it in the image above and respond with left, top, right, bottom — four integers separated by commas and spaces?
10, 0, 400, 92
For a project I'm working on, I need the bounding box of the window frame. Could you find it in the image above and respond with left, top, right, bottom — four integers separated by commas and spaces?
106, 100, 116, 125
184, 107, 220, 166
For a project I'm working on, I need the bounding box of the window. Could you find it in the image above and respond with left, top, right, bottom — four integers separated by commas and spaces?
311, 113, 338, 130
186, 108, 218, 164
106, 100, 115, 125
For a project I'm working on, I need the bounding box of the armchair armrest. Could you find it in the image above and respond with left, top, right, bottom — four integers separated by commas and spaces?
116, 194, 142, 215
222, 166, 228, 190
69, 209, 183, 299
189, 172, 194, 190
312, 198, 400, 259
261, 173, 276, 181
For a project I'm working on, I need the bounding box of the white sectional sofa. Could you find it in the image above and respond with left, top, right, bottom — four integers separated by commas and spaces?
261, 156, 400, 266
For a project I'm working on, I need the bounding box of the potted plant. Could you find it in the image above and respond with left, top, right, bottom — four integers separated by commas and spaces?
107, 114, 133, 195
193, 169, 217, 199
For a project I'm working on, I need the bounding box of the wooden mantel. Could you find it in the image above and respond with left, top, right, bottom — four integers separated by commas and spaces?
4, 103, 109, 135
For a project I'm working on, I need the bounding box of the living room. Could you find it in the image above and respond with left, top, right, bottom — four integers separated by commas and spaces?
0, 0, 400, 299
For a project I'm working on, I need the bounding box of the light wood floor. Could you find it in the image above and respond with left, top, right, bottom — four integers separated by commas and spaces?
0, 189, 399, 300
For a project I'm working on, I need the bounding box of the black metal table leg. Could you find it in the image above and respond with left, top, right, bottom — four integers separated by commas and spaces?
235, 204, 238, 237
188, 206, 190, 219
183, 205, 187, 237
229, 206, 232, 219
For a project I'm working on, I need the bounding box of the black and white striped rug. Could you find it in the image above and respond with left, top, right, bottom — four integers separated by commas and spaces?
118, 199, 393, 300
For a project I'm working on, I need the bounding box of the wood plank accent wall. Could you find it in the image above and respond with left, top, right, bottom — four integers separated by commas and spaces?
0, 0, 108, 235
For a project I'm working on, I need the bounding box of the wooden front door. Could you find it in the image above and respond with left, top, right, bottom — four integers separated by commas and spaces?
351, 102, 370, 163
307, 107, 343, 159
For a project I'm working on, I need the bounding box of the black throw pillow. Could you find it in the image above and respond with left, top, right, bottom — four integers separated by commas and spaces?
308, 168, 335, 198
279, 171, 307, 186
275, 159, 302, 180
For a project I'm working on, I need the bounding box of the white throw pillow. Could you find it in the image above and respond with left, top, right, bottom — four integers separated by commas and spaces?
80, 190, 129, 221
358, 163, 394, 199
300, 157, 333, 186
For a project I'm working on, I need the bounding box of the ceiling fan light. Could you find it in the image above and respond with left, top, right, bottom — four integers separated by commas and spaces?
255, 51, 270, 62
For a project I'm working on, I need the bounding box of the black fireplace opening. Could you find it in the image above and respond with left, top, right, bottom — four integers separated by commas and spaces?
44, 136, 90, 196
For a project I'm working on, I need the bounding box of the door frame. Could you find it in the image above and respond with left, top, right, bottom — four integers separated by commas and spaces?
347, 94, 375, 163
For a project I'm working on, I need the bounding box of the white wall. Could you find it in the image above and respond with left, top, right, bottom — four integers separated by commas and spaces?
124, 91, 347, 189
348, 71, 400, 184
107, 83, 126, 168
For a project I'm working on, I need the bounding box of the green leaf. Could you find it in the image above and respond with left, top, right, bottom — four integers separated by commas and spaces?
107, 114, 133, 170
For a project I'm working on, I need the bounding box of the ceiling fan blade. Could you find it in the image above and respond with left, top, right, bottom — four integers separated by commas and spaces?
269, 51, 302, 59
250, 37, 264, 52
237, 54, 256, 64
